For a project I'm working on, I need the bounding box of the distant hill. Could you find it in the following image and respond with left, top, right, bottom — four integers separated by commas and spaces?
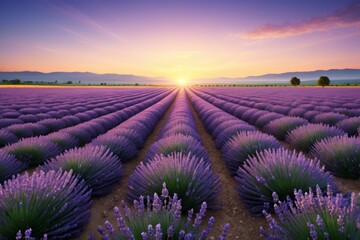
195, 69, 360, 84
0, 69, 360, 85
0, 71, 168, 84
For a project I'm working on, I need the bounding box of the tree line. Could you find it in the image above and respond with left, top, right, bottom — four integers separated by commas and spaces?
290, 76, 330, 87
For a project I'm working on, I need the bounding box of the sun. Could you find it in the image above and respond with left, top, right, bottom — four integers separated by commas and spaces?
177, 78, 187, 86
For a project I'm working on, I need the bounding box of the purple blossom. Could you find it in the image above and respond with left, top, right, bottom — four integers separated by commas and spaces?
310, 135, 360, 179
236, 148, 336, 213
96, 185, 228, 239
263, 116, 309, 140
145, 134, 209, 162
128, 152, 220, 212
0, 129, 19, 148
0, 170, 92, 239
261, 185, 360, 240
89, 134, 138, 162
39, 145, 123, 196
0, 150, 23, 183
222, 131, 282, 175
336, 116, 360, 136
3, 137, 62, 168
285, 123, 345, 153
312, 112, 347, 126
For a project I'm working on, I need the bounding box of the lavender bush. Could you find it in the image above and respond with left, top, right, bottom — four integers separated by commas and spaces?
0, 170, 92, 239
263, 116, 309, 140
145, 134, 209, 161
95, 184, 230, 239
46, 132, 81, 150
111, 128, 145, 149
311, 112, 347, 126
128, 153, 220, 212
40, 146, 123, 196
215, 124, 257, 149
336, 117, 360, 136
260, 185, 360, 240
222, 131, 282, 175
89, 134, 138, 162
236, 148, 336, 214
0, 150, 22, 183
3, 137, 62, 168
212, 120, 253, 139
311, 135, 360, 179
285, 124, 345, 153
0, 129, 18, 148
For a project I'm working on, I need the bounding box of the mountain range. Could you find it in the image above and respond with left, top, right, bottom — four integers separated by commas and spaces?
0, 69, 360, 85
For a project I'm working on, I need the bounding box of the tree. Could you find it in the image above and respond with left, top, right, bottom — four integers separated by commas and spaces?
317, 76, 330, 87
66, 81, 73, 84
290, 77, 300, 86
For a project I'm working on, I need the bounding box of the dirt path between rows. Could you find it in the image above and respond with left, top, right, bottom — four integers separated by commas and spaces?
186, 96, 267, 240
77, 94, 178, 239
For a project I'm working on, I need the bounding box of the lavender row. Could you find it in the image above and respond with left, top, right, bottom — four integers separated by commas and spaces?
38, 89, 177, 197
0, 88, 166, 128
196, 87, 360, 135
96, 89, 226, 239
128, 89, 220, 211
200, 87, 360, 117
0, 89, 178, 239
189, 88, 360, 239
0, 89, 168, 147
191, 88, 360, 179
0, 89, 175, 183
186, 89, 337, 214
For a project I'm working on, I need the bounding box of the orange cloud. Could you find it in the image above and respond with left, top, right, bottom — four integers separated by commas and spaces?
240, 2, 360, 40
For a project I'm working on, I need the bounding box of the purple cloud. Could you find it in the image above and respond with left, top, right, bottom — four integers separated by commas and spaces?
241, 2, 360, 39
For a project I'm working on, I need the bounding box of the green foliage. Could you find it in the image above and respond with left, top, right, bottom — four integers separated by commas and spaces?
290, 77, 300, 86
317, 76, 330, 87
66, 81, 73, 84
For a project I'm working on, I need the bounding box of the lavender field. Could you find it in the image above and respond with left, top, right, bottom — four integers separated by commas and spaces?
0, 86, 359, 239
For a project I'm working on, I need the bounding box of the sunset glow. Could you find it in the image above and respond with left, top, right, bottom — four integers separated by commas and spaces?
1, 0, 360, 81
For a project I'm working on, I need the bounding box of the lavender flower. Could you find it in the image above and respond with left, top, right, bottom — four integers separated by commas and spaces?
40, 146, 123, 196
311, 135, 360, 179
261, 185, 360, 240
3, 137, 62, 168
0, 170, 92, 239
128, 152, 220, 212
97, 185, 228, 239
222, 131, 282, 175
263, 116, 309, 140
285, 124, 345, 153
235, 148, 336, 213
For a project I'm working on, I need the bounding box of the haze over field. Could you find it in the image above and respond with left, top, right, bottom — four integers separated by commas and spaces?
1, 0, 360, 84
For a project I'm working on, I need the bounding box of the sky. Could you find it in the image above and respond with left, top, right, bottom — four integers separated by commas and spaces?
1, 0, 360, 81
